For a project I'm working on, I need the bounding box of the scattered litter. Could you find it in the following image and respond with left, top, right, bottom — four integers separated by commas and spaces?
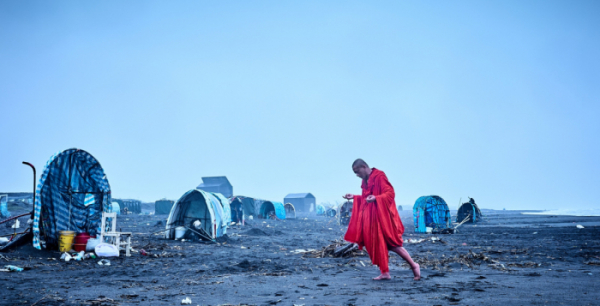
60, 253, 72, 262
588, 273, 593, 276
181, 297, 192, 305
0, 237, 9, 246
532, 232, 538, 234
305, 240, 365, 258
577, 225, 585, 229
97, 259, 111, 266
11, 219, 20, 229
462, 243, 467, 246
3, 265, 24, 272
140, 249, 148, 256
291, 249, 317, 254
360, 261, 365, 267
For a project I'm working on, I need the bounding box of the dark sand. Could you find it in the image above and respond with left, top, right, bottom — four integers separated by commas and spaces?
1, 208, 599, 305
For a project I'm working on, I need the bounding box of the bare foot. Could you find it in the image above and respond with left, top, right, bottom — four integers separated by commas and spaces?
373, 272, 391, 280
411, 263, 421, 280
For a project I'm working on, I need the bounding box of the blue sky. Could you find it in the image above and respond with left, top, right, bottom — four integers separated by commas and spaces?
1, 1, 598, 210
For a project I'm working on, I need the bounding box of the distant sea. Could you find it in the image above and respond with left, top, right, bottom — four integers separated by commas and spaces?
522, 209, 600, 217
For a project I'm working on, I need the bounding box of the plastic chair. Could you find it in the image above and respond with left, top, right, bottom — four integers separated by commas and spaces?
100, 212, 132, 257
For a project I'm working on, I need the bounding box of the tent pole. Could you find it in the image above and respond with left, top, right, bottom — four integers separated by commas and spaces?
21, 162, 36, 221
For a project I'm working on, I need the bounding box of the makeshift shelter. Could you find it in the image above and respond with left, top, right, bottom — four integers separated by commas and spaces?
283, 193, 316, 213
284, 203, 296, 219
338, 201, 353, 226
155, 199, 174, 215
413, 195, 451, 233
211, 192, 232, 224
33, 148, 112, 250
325, 208, 336, 217
456, 198, 483, 223
230, 196, 257, 222
197, 176, 233, 198
0, 194, 9, 218
316, 204, 325, 215
165, 189, 228, 240
110, 202, 121, 215
258, 201, 286, 219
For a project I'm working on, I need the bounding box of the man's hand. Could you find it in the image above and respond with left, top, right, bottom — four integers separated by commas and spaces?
366, 195, 376, 203
343, 194, 354, 200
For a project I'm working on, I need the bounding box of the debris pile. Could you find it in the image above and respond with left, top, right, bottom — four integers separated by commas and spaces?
304, 239, 366, 258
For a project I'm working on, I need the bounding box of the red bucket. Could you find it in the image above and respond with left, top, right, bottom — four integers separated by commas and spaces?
73, 233, 94, 251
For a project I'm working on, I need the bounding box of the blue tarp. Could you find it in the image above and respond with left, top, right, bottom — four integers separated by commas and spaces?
0, 195, 9, 218
259, 201, 286, 219
211, 192, 232, 225
413, 195, 451, 233
33, 148, 111, 249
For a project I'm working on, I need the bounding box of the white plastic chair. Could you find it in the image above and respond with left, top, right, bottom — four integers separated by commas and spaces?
100, 212, 132, 257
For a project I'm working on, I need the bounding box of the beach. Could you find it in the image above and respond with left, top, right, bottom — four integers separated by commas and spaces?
1, 207, 599, 305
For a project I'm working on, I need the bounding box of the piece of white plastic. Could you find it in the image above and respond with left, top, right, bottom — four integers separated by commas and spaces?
181, 297, 191, 305
86, 237, 101, 252
577, 225, 585, 229
95, 243, 119, 257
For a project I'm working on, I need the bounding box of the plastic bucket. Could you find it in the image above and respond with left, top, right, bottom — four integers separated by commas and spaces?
58, 231, 76, 252
175, 226, 186, 239
73, 243, 87, 252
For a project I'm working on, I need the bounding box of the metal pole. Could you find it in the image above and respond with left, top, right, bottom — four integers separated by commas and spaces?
21, 162, 36, 219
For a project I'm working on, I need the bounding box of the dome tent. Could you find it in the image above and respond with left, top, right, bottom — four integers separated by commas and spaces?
110, 202, 121, 215
316, 204, 325, 215
165, 189, 228, 240
229, 196, 258, 222
259, 201, 286, 219
456, 197, 483, 223
338, 200, 353, 226
413, 195, 451, 233
33, 148, 111, 250
284, 203, 296, 219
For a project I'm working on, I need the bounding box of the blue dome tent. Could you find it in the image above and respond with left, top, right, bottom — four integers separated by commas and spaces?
110, 202, 121, 215
33, 148, 111, 250
456, 198, 482, 223
166, 189, 228, 240
259, 201, 286, 219
413, 195, 451, 233
316, 204, 325, 215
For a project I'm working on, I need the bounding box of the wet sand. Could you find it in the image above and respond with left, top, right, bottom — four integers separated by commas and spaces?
1, 208, 599, 305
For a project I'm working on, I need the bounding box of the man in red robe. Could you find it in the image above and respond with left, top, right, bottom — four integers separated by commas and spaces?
344, 159, 421, 280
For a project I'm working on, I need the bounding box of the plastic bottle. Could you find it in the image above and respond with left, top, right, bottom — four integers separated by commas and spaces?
74, 251, 85, 261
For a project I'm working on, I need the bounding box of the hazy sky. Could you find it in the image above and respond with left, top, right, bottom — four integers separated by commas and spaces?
1, 1, 598, 210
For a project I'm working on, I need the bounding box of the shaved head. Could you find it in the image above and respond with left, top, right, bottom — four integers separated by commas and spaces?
352, 158, 368, 168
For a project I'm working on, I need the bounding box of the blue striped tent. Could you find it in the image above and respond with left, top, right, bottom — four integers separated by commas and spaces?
33, 149, 111, 250
413, 195, 451, 233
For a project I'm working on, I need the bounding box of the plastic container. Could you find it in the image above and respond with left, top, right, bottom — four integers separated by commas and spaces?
95, 243, 119, 257
74, 233, 92, 245
86, 237, 101, 252
175, 226, 187, 239
58, 231, 76, 252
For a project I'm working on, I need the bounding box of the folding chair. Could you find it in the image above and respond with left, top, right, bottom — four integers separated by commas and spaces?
100, 212, 132, 256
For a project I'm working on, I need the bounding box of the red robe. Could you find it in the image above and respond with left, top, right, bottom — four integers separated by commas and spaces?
344, 168, 404, 273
